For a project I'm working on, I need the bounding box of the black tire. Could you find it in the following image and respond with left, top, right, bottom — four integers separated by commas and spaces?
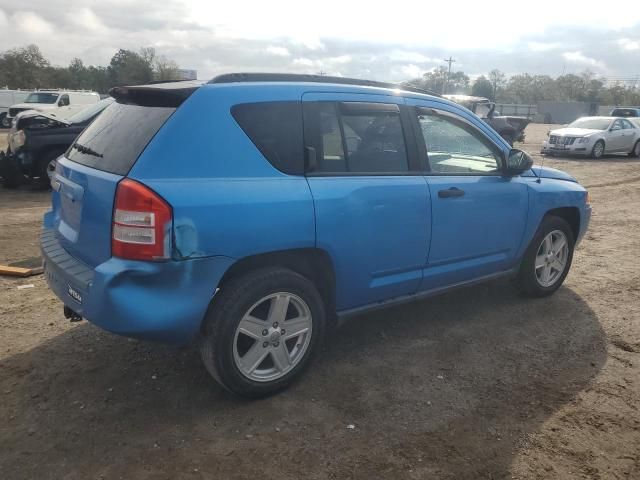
516, 215, 575, 298
630, 140, 640, 158
501, 131, 514, 146
200, 267, 326, 398
35, 150, 63, 190
591, 140, 605, 159
0, 113, 10, 129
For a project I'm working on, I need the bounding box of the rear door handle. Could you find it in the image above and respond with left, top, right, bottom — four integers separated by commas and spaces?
438, 187, 465, 198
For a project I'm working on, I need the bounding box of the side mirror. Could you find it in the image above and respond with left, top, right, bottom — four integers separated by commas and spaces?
504, 149, 534, 176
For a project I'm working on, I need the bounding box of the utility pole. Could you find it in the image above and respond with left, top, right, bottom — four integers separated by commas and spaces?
443, 56, 455, 94
317, 70, 326, 76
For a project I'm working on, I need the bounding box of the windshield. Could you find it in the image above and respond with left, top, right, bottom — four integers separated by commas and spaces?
568, 118, 611, 130
67, 98, 114, 124
24, 92, 59, 104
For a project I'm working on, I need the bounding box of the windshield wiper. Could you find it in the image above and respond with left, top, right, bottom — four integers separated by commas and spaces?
71, 142, 103, 158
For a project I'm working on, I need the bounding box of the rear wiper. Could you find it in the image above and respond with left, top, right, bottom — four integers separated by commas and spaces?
71, 142, 103, 158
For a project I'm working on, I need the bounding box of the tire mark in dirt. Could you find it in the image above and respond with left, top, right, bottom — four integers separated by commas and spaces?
584, 175, 640, 189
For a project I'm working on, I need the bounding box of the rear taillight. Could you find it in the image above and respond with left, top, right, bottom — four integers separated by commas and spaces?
112, 179, 172, 261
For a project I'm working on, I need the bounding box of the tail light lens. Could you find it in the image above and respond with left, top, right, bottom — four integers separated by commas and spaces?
112, 179, 172, 261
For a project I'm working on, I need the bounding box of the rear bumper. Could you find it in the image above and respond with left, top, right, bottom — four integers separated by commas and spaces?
41, 227, 234, 345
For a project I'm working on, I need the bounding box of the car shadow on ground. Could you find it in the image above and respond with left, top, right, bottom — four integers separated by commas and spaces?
0, 280, 606, 479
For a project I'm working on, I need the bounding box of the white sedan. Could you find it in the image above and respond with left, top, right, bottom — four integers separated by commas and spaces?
541, 116, 640, 158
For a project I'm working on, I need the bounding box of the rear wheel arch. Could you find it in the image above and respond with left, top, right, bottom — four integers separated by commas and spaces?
213, 248, 336, 320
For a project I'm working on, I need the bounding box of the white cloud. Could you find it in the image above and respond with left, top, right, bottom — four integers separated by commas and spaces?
13, 11, 53, 36
0, 9, 8, 28
65, 7, 107, 33
617, 38, 640, 50
562, 51, 605, 69
265, 46, 290, 57
399, 64, 424, 79
390, 51, 437, 64
528, 42, 561, 52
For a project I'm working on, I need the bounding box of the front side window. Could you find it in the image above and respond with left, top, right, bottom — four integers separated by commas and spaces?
303, 102, 408, 174
611, 119, 623, 131
417, 111, 501, 174
59, 94, 70, 106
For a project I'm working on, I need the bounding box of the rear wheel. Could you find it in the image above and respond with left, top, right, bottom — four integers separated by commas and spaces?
591, 140, 605, 159
200, 267, 326, 398
630, 140, 640, 158
516, 216, 574, 297
0, 113, 10, 129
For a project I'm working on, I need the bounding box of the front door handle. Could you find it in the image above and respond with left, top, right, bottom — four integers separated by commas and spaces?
438, 187, 465, 198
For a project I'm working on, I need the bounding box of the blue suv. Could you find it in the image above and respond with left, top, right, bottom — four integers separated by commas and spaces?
42, 74, 591, 397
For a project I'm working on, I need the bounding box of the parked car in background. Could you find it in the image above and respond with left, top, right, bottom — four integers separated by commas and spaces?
0, 89, 31, 128
5, 90, 100, 126
0, 97, 114, 188
41, 74, 590, 398
542, 116, 640, 158
443, 94, 530, 145
609, 107, 640, 118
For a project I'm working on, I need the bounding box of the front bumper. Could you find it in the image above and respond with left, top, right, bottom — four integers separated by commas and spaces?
541, 139, 591, 156
41, 225, 235, 345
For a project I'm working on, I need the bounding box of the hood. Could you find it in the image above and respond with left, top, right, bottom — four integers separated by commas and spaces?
16, 109, 70, 126
550, 127, 601, 136
527, 165, 577, 182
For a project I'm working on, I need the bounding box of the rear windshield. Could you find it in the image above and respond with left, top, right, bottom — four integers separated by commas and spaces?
66, 102, 175, 175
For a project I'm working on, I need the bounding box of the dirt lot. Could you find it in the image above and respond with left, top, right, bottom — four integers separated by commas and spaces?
0, 124, 638, 479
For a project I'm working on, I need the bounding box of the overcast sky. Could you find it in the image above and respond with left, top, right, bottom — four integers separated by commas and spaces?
1, 0, 639, 83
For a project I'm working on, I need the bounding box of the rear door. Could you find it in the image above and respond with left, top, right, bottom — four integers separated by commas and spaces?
302, 93, 431, 311
405, 100, 528, 290
51, 101, 177, 267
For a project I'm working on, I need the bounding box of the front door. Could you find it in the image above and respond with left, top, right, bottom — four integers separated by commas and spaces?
302, 94, 431, 311
409, 104, 529, 290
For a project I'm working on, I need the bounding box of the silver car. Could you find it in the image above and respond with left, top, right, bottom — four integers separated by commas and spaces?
542, 116, 640, 158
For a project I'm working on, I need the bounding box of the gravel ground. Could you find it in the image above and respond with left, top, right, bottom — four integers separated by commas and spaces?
0, 124, 638, 479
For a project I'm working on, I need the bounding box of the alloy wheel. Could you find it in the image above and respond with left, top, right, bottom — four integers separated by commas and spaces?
535, 230, 569, 287
233, 292, 313, 382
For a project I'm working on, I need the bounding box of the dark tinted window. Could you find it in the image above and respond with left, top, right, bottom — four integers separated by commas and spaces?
611, 108, 639, 117
66, 102, 175, 175
231, 102, 303, 175
303, 102, 408, 174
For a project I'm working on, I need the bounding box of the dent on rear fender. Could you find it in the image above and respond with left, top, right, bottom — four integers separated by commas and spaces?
173, 218, 204, 259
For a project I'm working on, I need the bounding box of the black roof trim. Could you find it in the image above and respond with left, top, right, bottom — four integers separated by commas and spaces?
209, 73, 440, 97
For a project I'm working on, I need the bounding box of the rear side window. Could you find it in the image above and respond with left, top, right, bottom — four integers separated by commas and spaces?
303, 102, 409, 174
66, 102, 175, 175
611, 108, 639, 117
231, 102, 303, 175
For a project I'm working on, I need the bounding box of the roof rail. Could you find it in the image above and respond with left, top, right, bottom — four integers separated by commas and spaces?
208, 73, 440, 97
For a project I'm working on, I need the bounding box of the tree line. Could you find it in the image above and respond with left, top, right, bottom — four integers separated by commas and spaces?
2, 44, 639, 105
405, 66, 640, 106
0, 44, 182, 93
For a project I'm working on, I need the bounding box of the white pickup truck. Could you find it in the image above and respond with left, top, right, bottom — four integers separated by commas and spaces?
5, 90, 100, 127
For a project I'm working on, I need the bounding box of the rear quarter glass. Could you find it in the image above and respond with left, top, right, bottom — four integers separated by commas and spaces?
66, 102, 176, 175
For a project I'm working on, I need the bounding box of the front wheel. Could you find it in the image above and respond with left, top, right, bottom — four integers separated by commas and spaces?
0, 113, 10, 129
200, 268, 326, 398
591, 140, 605, 159
516, 216, 575, 297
